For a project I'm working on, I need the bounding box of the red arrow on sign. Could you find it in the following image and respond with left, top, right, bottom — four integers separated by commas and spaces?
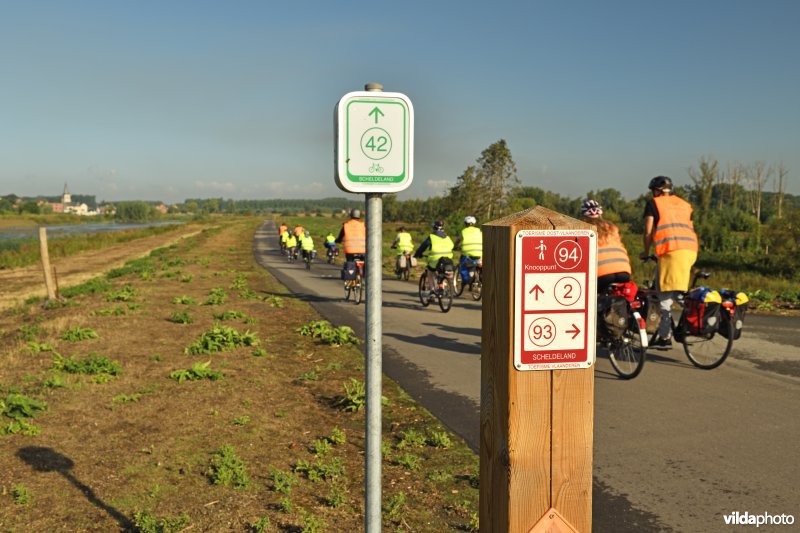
566, 324, 581, 339
528, 284, 544, 299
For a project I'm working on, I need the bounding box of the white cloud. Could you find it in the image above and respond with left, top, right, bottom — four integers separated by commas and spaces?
426, 179, 453, 197
193, 180, 237, 193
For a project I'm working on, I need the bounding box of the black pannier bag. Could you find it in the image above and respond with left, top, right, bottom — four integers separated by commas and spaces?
642, 293, 662, 335
599, 295, 629, 338
341, 261, 357, 281
436, 257, 455, 276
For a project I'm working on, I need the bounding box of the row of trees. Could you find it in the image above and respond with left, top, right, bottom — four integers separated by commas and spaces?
381, 140, 798, 278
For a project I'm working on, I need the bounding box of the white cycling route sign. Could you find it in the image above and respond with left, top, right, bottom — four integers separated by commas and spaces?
334, 91, 414, 194
513, 229, 597, 371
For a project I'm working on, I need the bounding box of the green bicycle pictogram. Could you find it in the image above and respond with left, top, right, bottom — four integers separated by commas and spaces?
369, 163, 384, 174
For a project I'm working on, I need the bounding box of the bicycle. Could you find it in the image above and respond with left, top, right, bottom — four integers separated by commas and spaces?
302, 249, 316, 270
286, 246, 298, 263
394, 250, 413, 281
343, 257, 365, 305
326, 245, 339, 264
418, 261, 454, 313
597, 282, 649, 379
454, 256, 483, 301
640, 257, 736, 369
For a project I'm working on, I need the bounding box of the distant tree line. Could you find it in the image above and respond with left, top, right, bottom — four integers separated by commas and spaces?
176, 197, 362, 216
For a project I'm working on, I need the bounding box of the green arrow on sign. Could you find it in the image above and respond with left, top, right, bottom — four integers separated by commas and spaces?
368, 107, 384, 124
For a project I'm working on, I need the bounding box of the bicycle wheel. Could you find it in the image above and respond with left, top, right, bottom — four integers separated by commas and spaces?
344, 281, 352, 302
353, 276, 363, 305
305, 257, 311, 270
438, 278, 453, 313
607, 315, 647, 379
418, 272, 431, 307
402, 266, 410, 281
681, 313, 733, 369
471, 273, 483, 301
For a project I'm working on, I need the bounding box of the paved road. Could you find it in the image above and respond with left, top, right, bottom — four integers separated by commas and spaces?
253, 221, 800, 532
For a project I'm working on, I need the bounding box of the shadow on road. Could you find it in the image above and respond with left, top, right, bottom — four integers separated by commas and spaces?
385, 332, 480, 355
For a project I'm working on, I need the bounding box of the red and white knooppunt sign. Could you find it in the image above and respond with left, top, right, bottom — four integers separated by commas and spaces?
514, 229, 597, 371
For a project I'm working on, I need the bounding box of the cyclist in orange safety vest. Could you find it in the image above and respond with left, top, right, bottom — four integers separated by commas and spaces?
580, 199, 631, 293
640, 175, 698, 347
335, 208, 366, 261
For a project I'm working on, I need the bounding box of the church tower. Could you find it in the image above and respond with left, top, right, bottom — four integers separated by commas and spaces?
63, 183, 71, 205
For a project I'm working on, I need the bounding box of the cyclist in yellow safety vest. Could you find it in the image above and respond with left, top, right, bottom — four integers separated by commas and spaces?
414, 220, 454, 290
280, 228, 291, 253
391, 226, 415, 274
453, 215, 483, 288
324, 232, 336, 249
640, 175, 698, 347
285, 231, 298, 257
299, 230, 315, 262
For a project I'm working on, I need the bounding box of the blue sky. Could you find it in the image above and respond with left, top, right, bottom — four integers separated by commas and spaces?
1, 0, 798, 204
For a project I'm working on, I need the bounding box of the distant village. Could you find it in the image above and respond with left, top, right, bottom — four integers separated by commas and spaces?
4, 183, 170, 216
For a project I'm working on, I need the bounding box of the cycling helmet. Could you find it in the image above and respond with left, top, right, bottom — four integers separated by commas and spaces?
398, 226, 406, 232
648, 176, 673, 192
350, 208, 361, 219
580, 199, 603, 218
464, 215, 477, 226
303, 230, 310, 237
432, 220, 445, 230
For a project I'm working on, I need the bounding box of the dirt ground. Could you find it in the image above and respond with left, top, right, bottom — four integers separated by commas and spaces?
0, 225, 204, 312
0, 217, 479, 532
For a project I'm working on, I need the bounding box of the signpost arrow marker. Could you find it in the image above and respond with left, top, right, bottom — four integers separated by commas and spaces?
528, 284, 545, 300
566, 324, 581, 339
368, 107, 384, 124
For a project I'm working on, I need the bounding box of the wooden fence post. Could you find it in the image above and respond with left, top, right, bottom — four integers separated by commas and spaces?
480, 206, 594, 532
38, 227, 58, 302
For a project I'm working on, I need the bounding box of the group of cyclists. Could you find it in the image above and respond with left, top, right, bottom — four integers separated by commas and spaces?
584, 175, 699, 349
276, 175, 699, 337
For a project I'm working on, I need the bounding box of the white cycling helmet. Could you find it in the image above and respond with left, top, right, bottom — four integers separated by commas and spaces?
580, 199, 603, 218
464, 215, 477, 226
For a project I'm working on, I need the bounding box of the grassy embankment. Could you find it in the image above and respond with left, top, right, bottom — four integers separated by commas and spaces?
0, 216, 479, 531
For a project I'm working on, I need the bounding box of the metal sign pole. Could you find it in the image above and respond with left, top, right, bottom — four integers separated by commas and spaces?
364, 191, 383, 532
364, 81, 384, 533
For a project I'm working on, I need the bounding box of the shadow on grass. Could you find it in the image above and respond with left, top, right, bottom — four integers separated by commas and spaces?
16, 446, 135, 531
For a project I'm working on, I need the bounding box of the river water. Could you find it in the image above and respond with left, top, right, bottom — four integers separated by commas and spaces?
0, 221, 184, 244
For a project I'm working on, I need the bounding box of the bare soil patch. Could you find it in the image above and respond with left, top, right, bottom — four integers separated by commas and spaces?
0, 217, 478, 532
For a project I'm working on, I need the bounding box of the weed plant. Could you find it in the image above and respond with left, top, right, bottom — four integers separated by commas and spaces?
132, 510, 191, 533
297, 320, 361, 346
384, 492, 407, 523
337, 378, 365, 412
249, 516, 271, 532
17, 324, 43, 342
11, 484, 31, 505
395, 453, 421, 471
310, 438, 332, 458
106, 257, 156, 280
328, 427, 346, 446
263, 295, 284, 308
326, 482, 348, 508
26, 341, 55, 355
105, 285, 137, 302
295, 368, 320, 383
60, 277, 112, 299
171, 296, 195, 305
53, 353, 122, 376
397, 429, 426, 449
207, 445, 250, 488
169, 361, 223, 382
60, 326, 99, 342
277, 497, 293, 514
91, 306, 126, 317
251, 348, 267, 357
269, 466, 297, 494
169, 311, 193, 324
184, 323, 260, 355
232, 415, 250, 426
299, 509, 327, 533
203, 287, 227, 306
429, 431, 453, 449
294, 456, 345, 483
1, 394, 47, 436
213, 310, 249, 321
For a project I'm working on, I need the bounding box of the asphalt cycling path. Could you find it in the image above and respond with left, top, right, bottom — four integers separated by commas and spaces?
253, 220, 800, 532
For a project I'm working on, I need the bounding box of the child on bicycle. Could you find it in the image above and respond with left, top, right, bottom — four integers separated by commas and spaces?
580, 199, 632, 293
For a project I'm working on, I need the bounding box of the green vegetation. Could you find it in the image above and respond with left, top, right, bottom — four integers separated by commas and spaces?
184, 323, 260, 355
60, 326, 99, 342
132, 510, 191, 533
297, 320, 361, 346
203, 287, 227, 306
1, 394, 47, 436
206, 445, 250, 488
169, 361, 223, 382
269, 466, 298, 494
53, 353, 122, 377
11, 484, 32, 505
337, 378, 366, 412
168, 311, 193, 324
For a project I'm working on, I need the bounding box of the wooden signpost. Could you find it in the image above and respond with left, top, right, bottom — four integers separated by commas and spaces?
480, 206, 595, 532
